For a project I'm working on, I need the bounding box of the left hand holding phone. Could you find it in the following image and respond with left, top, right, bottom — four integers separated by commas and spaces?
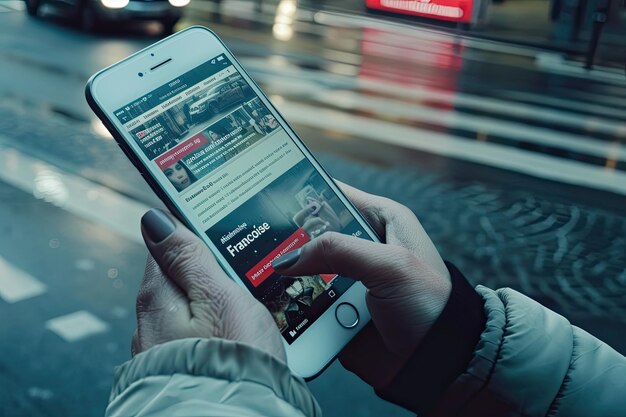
131, 208, 286, 362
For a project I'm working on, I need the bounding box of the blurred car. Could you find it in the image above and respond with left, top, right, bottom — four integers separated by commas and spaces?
189, 78, 254, 123
24, 0, 189, 32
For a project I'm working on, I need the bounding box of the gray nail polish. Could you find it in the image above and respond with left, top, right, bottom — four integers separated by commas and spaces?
142, 209, 175, 243
272, 248, 302, 270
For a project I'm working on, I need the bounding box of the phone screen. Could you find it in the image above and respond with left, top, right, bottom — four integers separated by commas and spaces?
113, 53, 371, 343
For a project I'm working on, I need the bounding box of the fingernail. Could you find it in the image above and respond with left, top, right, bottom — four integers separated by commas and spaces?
272, 248, 302, 270
142, 209, 175, 243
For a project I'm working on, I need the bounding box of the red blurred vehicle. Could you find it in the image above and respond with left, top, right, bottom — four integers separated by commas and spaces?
366, 0, 481, 26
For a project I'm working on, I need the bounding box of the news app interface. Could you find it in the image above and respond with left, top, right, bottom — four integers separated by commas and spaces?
114, 54, 370, 343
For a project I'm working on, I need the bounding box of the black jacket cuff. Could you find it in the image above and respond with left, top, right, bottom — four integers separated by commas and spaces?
376, 262, 485, 415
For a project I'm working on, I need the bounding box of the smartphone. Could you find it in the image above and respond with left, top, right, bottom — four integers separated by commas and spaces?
86, 26, 378, 379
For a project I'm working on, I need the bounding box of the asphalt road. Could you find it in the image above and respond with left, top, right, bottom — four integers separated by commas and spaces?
0, 1, 625, 416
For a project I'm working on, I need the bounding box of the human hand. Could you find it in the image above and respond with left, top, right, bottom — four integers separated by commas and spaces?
272, 182, 451, 388
131, 209, 285, 362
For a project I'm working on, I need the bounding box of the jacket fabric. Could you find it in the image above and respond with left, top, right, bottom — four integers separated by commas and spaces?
429, 285, 626, 417
106, 282, 626, 417
105, 338, 321, 417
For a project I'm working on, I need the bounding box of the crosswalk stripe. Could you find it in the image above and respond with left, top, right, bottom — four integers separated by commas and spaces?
359, 79, 626, 138
535, 52, 626, 84
500, 91, 626, 120
0, 1, 25, 12
313, 89, 626, 162
0, 142, 148, 245
277, 101, 626, 195
242, 58, 626, 138
45, 310, 109, 342
0, 256, 47, 303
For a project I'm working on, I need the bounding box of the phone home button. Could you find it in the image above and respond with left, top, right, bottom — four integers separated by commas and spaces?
335, 303, 359, 329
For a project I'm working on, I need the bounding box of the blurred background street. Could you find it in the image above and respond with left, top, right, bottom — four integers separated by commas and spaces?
0, 0, 625, 415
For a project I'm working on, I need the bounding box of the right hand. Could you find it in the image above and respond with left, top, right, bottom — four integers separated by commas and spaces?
273, 182, 451, 389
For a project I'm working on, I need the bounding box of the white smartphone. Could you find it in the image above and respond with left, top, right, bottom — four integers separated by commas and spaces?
86, 26, 378, 379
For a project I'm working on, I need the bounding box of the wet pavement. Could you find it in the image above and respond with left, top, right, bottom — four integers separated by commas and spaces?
0, 0, 625, 416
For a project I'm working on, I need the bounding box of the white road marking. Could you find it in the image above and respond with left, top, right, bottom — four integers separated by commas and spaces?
0, 1, 24, 12
359, 79, 626, 138
277, 102, 626, 195
0, 142, 148, 244
45, 310, 109, 342
313, 89, 626, 161
242, 58, 626, 138
74, 258, 96, 271
536, 52, 626, 84
500, 90, 626, 120
0, 256, 47, 303
27, 387, 54, 400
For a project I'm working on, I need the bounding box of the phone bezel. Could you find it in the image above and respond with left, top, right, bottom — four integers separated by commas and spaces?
86, 26, 379, 379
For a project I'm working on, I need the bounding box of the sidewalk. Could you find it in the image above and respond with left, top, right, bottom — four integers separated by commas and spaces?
475, 0, 626, 69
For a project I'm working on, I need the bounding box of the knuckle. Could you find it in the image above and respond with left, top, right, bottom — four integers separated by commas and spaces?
315, 232, 348, 271
393, 246, 420, 277
381, 198, 414, 220
362, 205, 383, 222
143, 256, 163, 281
136, 280, 173, 315
316, 231, 338, 250
398, 203, 416, 219
316, 231, 341, 255
397, 248, 420, 283
135, 287, 155, 313
161, 237, 206, 277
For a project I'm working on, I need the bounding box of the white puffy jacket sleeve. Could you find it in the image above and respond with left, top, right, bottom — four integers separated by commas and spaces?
429, 286, 626, 417
375, 262, 626, 417
106, 338, 322, 417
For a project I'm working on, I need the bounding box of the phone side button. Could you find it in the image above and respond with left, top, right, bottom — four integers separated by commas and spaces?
335, 303, 359, 329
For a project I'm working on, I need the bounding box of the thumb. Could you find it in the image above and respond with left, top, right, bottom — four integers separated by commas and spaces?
140, 208, 235, 301
272, 232, 418, 297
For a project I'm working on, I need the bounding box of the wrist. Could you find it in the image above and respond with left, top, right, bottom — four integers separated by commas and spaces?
375, 263, 485, 414
420, 270, 453, 334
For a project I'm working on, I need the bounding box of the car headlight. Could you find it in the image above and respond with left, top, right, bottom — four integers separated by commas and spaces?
168, 0, 190, 7
101, 0, 129, 9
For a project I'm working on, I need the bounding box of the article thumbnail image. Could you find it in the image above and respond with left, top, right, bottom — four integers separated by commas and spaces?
261, 275, 327, 332
154, 103, 275, 192
129, 73, 258, 160
244, 98, 279, 136
183, 108, 268, 180
131, 117, 181, 160
260, 160, 349, 239
206, 159, 356, 279
162, 160, 197, 192
184, 74, 256, 128
205, 159, 359, 333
